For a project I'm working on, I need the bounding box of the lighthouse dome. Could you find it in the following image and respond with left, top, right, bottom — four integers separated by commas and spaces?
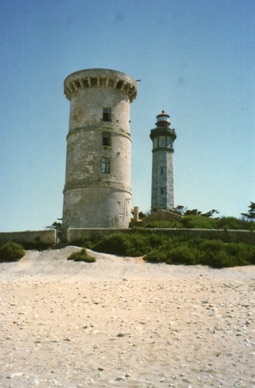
156, 111, 170, 127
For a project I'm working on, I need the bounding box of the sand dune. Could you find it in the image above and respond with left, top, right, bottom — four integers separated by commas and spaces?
0, 247, 254, 387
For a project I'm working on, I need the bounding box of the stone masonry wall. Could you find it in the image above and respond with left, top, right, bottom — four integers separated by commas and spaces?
62, 69, 137, 237
151, 151, 174, 209
0, 230, 57, 245
67, 228, 255, 245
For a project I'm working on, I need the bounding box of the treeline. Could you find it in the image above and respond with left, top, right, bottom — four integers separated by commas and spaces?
137, 202, 255, 230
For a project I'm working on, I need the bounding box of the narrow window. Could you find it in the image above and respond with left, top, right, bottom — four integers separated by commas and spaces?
102, 133, 111, 146
161, 166, 166, 175
101, 157, 110, 174
103, 107, 111, 122
166, 136, 172, 148
160, 187, 165, 196
159, 136, 165, 147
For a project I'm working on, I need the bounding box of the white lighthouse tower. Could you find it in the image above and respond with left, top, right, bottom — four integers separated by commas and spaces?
150, 111, 177, 211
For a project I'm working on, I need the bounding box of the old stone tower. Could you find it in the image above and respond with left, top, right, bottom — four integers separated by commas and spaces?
150, 111, 177, 211
62, 68, 137, 236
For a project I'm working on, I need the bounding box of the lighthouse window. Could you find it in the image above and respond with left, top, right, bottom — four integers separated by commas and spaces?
153, 138, 158, 148
101, 157, 110, 174
161, 166, 166, 175
103, 108, 112, 122
159, 136, 165, 147
102, 133, 111, 146
160, 187, 165, 196
166, 137, 172, 148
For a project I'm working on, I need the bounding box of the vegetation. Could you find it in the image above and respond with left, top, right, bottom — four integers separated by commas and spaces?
92, 231, 163, 257
0, 242, 25, 262
139, 213, 253, 230
88, 230, 255, 269
241, 201, 255, 221
21, 241, 51, 250
67, 248, 96, 263
130, 202, 255, 230
47, 219, 62, 241
144, 238, 254, 268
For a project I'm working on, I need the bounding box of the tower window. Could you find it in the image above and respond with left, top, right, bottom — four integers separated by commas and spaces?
102, 133, 111, 146
166, 137, 172, 148
161, 166, 166, 175
159, 136, 165, 147
103, 108, 111, 122
160, 187, 165, 196
101, 157, 110, 174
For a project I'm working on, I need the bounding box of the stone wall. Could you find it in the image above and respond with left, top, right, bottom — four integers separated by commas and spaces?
62, 68, 137, 236
151, 151, 174, 209
67, 228, 255, 245
0, 230, 57, 246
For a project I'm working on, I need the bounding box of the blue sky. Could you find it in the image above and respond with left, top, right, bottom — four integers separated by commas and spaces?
0, 0, 254, 231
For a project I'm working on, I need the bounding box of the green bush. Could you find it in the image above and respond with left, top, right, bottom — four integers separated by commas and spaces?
225, 242, 255, 265
93, 234, 130, 256
180, 215, 217, 229
166, 245, 199, 265
138, 214, 253, 231
144, 250, 168, 263
21, 241, 51, 250
0, 242, 25, 262
92, 231, 163, 257
216, 217, 249, 230
140, 220, 182, 228
198, 240, 252, 268
67, 248, 96, 263
90, 231, 255, 268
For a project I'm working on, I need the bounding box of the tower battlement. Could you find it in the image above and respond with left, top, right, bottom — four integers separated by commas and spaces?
64, 68, 137, 102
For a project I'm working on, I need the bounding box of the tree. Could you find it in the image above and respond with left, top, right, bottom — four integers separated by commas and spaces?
185, 209, 201, 216
241, 202, 255, 221
47, 219, 62, 241
172, 205, 187, 215
201, 209, 219, 218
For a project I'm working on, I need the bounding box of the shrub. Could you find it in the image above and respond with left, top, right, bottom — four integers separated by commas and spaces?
92, 231, 163, 257
67, 248, 96, 263
140, 220, 182, 228
180, 215, 217, 229
225, 242, 255, 265
144, 251, 168, 263
21, 241, 50, 250
0, 242, 25, 262
139, 215, 253, 231
90, 231, 255, 268
198, 240, 252, 268
166, 245, 199, 265
93, 234, 130, 256
216, 217, 249, 230
201, 250, 249, 268
148, 234, 164, 249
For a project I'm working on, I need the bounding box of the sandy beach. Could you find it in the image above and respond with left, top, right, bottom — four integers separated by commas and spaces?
0, 246, 255, 387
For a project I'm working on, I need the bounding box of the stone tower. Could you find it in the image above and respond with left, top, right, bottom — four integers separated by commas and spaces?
62, 68, 137, 236
150, 111, 177, 211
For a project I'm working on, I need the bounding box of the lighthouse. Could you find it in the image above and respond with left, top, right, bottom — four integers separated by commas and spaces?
62, 68, 137, 237
150, 111, 177, 211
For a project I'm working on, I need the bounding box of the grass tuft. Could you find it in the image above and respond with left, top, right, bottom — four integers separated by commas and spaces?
0, 242, 25, 262
67, 248, 96, 263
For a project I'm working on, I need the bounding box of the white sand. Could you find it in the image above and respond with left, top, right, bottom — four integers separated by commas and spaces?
0, 246, 254, 387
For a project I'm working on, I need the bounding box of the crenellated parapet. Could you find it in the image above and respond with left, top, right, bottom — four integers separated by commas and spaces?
64, 68, 137, 102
